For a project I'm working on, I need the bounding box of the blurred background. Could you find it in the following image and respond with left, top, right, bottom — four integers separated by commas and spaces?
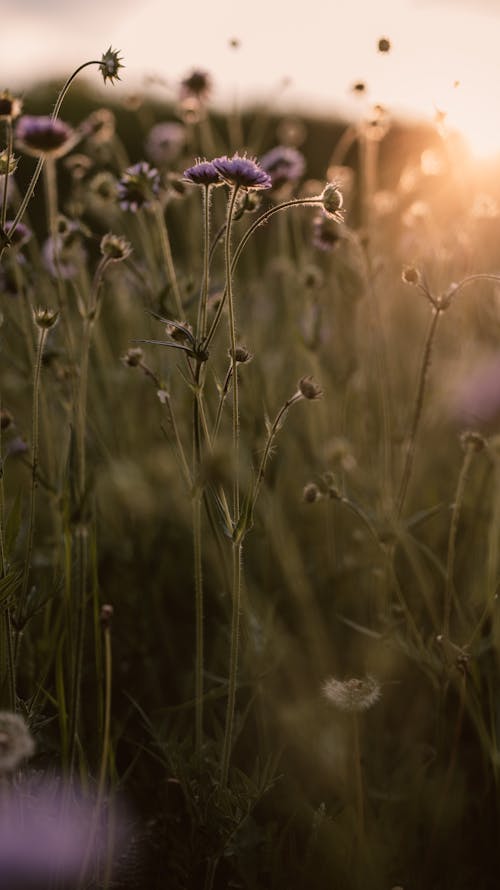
4, 0, 500, 159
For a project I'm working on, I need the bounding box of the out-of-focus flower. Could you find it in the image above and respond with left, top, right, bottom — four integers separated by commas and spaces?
298, 375, 323, 400
100, 232, 132, 262
320, 182, 344, 221
146, 122, 185, 166
99, 46, 124, 85
0, 149, 18, 176
33, 307, 59, 329
117, 161, 160, 211
0, 90, 23, 120
4, 220, 32, 249
15, 115, 77, 159
312, 212, 344, 252
183, 159, 221, 186
179, 68, 212, 102
0, 712, 35, 772
377, 36, 391, 53
322, 675, 381, 712
212, 153, 272, 191
0, 775, 127, 887
453, 355, 500, 432
81, 107, 116, 144
260, 145, 305, 190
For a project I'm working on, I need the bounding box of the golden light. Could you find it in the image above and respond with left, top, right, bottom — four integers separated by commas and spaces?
438, 80, 500, 161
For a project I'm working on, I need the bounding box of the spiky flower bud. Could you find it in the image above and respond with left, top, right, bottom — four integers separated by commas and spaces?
298, 376, 323, 401
33, 307, 59, 330
100, 233, 132, 262
0, 712, 35, 772
99, 47, 124, 85
322, 675, 381, 712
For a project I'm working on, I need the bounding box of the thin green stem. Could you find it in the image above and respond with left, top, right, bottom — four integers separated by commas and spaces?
443, 442, 476, 639
153, 202, 183, 318
220, 540, 243, 789
224, 185, 241, 521
396, 307, 442, 518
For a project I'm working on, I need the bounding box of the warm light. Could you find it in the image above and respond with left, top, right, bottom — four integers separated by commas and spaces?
439, 82, 500, 161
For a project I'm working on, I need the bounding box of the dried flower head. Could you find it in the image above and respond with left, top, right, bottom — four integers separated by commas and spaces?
233, 345, 253, 364
183, 159, 222, 187
0, 149, 18, 176
15, 115, 77, 158
99, 47, 124, 85
146, 121, 185, 166
402, 265, 421, 286
0, 712, 35, 772
260, 145, 306, 190
303, 482, 322, 503
122, 347, 144, 367
322, 675, 381, 712
117, 161, 160, 212
298, 376, 323, 400
321, 183, 344, 221
100, 232, 132, 262
33, 307, 59, 330
180, 69, 212, 102
212, 153, 272, 191
377, 36, 391, 53
0, 90, 23, 120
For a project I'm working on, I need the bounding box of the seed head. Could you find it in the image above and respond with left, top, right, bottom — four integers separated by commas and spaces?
99, 47, 124, 85
117, 161, 160, 212
298, 376, 323, 400
0, 90, 22, 120
0, 150, 18, 176
33, 307, 59, 330
0, 712, 35, 772
122, 347, 144, 368
320, 182, 344, 220
402, 264, 420, 286
460, 430, 485, 452
100, 232, 132, 262
322, 675, 381, 712
303, 482, 321, 503
233, 345, 253, 364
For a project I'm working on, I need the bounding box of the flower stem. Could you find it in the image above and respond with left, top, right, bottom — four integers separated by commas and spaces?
153, 202, 183, 318
220, 540, 243, 789
443, 441, 476, 638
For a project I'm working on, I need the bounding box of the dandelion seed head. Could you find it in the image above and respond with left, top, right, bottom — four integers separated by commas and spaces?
0, 712, 35, 772
322, 675, 381, 712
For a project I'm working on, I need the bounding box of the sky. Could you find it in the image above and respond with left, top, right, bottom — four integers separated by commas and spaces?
3, 0, 500, 156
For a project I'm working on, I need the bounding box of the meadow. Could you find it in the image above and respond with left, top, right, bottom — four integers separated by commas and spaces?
1, 47, 500, 889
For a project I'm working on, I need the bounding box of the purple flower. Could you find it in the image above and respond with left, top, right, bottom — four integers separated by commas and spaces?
260, 145, 305, 190
312, 212, 344, 252
212, 153, 272, 191
117, 161, 160, 212
183, 159, 222, 186
15, 115, 76, 158
4, 220, 32, 249
0, 775, 127, 888
146, 121, 185, 166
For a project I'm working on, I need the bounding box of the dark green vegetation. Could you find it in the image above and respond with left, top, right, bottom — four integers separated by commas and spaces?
2, 63, 500, 889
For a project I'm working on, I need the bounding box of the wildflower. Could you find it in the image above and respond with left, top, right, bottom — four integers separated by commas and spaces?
322, 675, 381, 712
121, 347, 144, 367
100, 232, 132, 262
146, 122, 185, 166
0, 149, 18, 176
260, 145, 306, 190
64, 153, 93, 180
312, 212, 344, 251
320, 182, 344, 220
42, 216, 88, 279
212, 153, 272, 191
0, 90, 22, 120
402, 265, 421, 286
33, 307, 59, 329
88, 170, 118, 203
81, 107, 116, 143
117, 161, 160, 211
15, 115, 77, 158
4, 220, 32, 249
183, 158, 222, 186
377, 36, 391, 53
298, 376, 323, 400
232, 345, 253, 364
0, 712, 35, 772
99, 46, 124, 85
453, 356, 500, 432
303, 482, 321, 503
180, 69, 212, 102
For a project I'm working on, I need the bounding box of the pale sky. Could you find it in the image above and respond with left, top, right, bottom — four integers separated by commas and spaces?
4, 0, 500, 155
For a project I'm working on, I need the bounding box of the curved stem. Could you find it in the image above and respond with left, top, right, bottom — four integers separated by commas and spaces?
396, 307, 442, 518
